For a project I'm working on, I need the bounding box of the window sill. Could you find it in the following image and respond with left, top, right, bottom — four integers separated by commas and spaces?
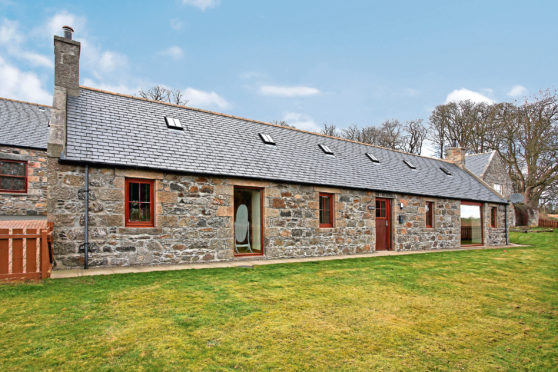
0, 192, 28, 196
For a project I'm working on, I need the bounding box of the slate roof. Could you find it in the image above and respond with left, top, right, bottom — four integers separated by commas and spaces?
64, 87, 506, 204
0, 97, 51, 150
465, 151, 495, 178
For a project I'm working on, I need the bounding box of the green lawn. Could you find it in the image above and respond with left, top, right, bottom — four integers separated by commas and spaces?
1, 232, 557, 371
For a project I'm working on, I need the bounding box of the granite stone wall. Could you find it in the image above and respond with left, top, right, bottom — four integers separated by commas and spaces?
48, 164, 508, 269
392, 195, 461, 251
0, 145, 48, 216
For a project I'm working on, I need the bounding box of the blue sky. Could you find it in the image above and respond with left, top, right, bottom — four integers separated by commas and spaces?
1, 0, 557, 139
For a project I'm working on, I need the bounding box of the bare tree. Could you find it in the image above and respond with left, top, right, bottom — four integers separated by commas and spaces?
490, 91, 558, 212
402, 119, 427, 155
321, 123, 338, 137
138, 85, 188, 105
428, 100, 493, 157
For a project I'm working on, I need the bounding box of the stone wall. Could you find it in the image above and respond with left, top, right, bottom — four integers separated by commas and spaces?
481, 154, 514, 199
485, 203, 509, 246
392, 195, 461, 251
49, 163, 509, 269
0, 145, 48, 216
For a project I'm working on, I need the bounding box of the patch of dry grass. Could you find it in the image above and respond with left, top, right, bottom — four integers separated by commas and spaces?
0, 231, 556, 370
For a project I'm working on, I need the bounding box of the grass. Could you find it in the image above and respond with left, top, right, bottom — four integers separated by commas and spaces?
0, 232, 557, 371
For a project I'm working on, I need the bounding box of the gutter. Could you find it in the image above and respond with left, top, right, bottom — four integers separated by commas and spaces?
505, 202, 509, 245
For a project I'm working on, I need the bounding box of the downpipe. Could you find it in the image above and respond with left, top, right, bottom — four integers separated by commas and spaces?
84, 164, 89, 269
504, 202, 509, 245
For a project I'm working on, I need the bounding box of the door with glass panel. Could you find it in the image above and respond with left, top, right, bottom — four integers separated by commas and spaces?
233, 187, 263, 256
460, 202, 483, 245
375, 198, 391, 251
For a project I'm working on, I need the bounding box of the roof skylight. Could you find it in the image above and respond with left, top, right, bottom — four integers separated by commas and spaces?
403, 159, 416, 169
319, 144, 334, 155
259, 133, 275, 145
440, 167, 452, 176
366, 153, 380, 163
165, 116, 183, 130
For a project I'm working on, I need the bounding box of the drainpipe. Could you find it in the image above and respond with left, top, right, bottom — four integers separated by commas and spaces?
84, 164, 89, 269
504, 203, 509, 245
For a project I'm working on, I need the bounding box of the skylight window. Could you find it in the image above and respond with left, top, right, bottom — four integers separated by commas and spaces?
403, 159, 416, 169
366, 153, 380, 163
165, 116, 183, 130
319, 144, 334, 155
259, 133, 275, 145
440, 167, 452, 176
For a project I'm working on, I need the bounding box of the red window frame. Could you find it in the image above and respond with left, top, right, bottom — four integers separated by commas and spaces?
0, 159, 27, 193
319, 193, 334, 228
425, 201, 434, 228
125, 178, 155, 227
490, 207, 497, 228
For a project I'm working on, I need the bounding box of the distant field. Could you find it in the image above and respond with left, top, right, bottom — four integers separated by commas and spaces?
0, 231, 556, 371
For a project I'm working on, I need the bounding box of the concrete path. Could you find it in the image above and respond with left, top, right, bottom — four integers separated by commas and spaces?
51, 244, 523, 279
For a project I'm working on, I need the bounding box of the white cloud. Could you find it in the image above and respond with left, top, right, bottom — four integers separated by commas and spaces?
239, 71, 266, 80
260, 85, 320, 97
0, 56, 51, 104
170, 19, 184, 31
0, 18, 53, 68
282, 112, 320, 132
46, 11, 85, 38
160, 46, 184, 60
182, 0, 220, 11
507, 85, 527, 97
445, 88, 494, 104
183, 87, 230, 109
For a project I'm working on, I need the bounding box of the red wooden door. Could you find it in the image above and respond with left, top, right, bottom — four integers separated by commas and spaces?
375, 198, 391, 251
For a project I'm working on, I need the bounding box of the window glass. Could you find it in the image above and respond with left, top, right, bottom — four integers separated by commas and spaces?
426, 201, 433, 227
461, 204, 482, 245
0, 160, 26, 192
491, 207, 497, 228
234, 188, 262, 255
319, 194, 333, 227
376, 200, 386, 218
126, 179, 154, 227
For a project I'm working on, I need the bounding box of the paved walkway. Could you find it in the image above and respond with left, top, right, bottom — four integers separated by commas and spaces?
51, 244, 523, 279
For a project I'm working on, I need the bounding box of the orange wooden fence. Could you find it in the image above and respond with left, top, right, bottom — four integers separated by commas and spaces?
538, 218, 558, 228
0, 222, 53, 281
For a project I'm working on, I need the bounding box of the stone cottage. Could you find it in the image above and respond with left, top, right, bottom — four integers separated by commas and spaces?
465, 151, 513, 199
41, 28, 510, 269
0, 98, 50, 219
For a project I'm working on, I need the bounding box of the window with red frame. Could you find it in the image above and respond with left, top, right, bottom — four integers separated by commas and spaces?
125, 178, 154, 227
0, 159, 27, 193
319, 193, 334, 228
426, 201, 434, 228
490, 207, 497, 228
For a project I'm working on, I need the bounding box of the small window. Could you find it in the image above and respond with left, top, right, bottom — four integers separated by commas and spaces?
259, 133, 275, 145
426, 201, 434, 228
440, 167, 452, 176
403, 159, 416, 169
376, 200, 386, 218
493, 184, 503, 194
165, 116, 183, 129
125, 178, 155, 227
319, 193, 334, 227
319, 144, 334, 155
366, 153, 380, 163
0, 159, 27, 193
490, 207, 497, 228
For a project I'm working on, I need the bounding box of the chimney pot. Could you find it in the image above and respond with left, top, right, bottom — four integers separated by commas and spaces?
62, 25, 74, 40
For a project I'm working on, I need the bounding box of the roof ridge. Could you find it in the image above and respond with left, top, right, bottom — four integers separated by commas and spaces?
79, 85, 453, 164
0, 96, 52, 109
465, 150, 495, 157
